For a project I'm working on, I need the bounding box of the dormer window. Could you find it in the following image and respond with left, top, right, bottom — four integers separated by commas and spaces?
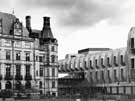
14, 19, 22, 36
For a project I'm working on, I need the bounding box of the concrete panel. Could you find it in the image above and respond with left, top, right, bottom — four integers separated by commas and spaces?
119, 87, 124, 94
112, 87, 117, 94
107, 87, 111, 93
125, 86, 131, 94
133, 86, 135, 95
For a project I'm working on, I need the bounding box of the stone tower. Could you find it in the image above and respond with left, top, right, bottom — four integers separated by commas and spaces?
40, 17, 58, 96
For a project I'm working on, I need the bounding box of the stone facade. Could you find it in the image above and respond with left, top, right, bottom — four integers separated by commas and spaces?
0, 12, 58, 97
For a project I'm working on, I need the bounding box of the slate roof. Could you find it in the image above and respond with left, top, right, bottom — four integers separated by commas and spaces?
0, 12, 29, 36
41, 27, 54, 39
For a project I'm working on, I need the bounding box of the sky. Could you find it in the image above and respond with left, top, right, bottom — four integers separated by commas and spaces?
0, 0, 135, 59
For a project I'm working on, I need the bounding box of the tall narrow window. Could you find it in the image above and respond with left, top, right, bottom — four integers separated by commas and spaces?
107, 57, 110, 67
131, 38, 134, 48
95, 71, 98, 81
47, 68, 49, 77
114, 56, 118, 66
101, 71, 104, 81
0, 19, 2, 33
25, 65, 30, 75
84, 61, 87, 69
51, 46, 55, 52
25, 52, 30, 61
95, 59, 98, 68
51, 55, 55, 63
39, 56, 43, 62
39, 81, 42, 88
40, 66, 43, 76
16, 51, 21, 60
6, 64, 11, 76
114, 69, 117, 81
6, 50, 11, 60
16, 64, 21, 75
108, 70, 110, 81
52, 68, 55, 77
120, 55, 125, 66
131, 58, 134, 69
52, 81, 55, 88
90, 60, 93, 69
101, 58, 103, 66
121, 68, 124, 80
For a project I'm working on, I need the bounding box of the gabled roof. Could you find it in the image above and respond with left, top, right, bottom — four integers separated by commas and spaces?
0, 12, 29, 37
0, 12, 16, 34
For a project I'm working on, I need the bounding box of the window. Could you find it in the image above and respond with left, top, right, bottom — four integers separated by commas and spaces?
107, 57, 111, 67
131, 38, 134, 48
121, 69, 124, 80
114, 56, 118, 66
95, 71, 98, 81
39, 81, 42, 88
107, 70, 110, 80
47, 68, 49, 77
6, 50, 11, 60
25, 42, 31, 48
25, 65, 30, 75
120, 55, 125, 66
52, 81, 55, 88
36, 70, 38, 76
40, 66, 43, 77
0, 19, 2, 33
131, 58, 134, 69
5, 40, 11, 46
25, 52, 30, 61
6, 64, 11, 76
95, 59, 98, 68
101, 71, 104, 81
114, 69, 117, 80
16, 64, 21, 75
90, 60, 93, 69
36, 56, 38, 61
39, 56, 43, 62
51, 55, 55, 63
15, 41, 21, 48
16, 51, 21, 60
84, 61, 87, 69
51, 46, 55, 52
52, 68, 55, 77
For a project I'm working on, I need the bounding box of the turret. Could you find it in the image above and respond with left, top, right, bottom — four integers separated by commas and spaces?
41, 17, 54, 39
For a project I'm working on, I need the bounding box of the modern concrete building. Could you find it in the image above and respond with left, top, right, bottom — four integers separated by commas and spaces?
58, 27, 135, 95
0, 12, 58, 97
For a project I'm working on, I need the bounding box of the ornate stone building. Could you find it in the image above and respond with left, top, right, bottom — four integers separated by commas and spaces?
0, 12, 58, 96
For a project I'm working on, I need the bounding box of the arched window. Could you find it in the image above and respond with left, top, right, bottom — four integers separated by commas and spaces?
51, 55, 55, 63
15, 81, 22, 90
6, 81, 12, 89
39, 81, 42, 88
25, 81, 31, 89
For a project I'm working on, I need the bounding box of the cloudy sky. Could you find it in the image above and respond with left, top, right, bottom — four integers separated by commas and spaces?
0, 0, 135, 59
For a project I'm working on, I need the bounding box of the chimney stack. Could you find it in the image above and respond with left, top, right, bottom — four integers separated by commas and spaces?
43, 17, 50, 29
26, 16, 32, 33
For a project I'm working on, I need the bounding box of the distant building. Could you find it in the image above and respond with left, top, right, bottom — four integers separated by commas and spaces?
0, 12, 58, 97
58, 27, 135, 95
